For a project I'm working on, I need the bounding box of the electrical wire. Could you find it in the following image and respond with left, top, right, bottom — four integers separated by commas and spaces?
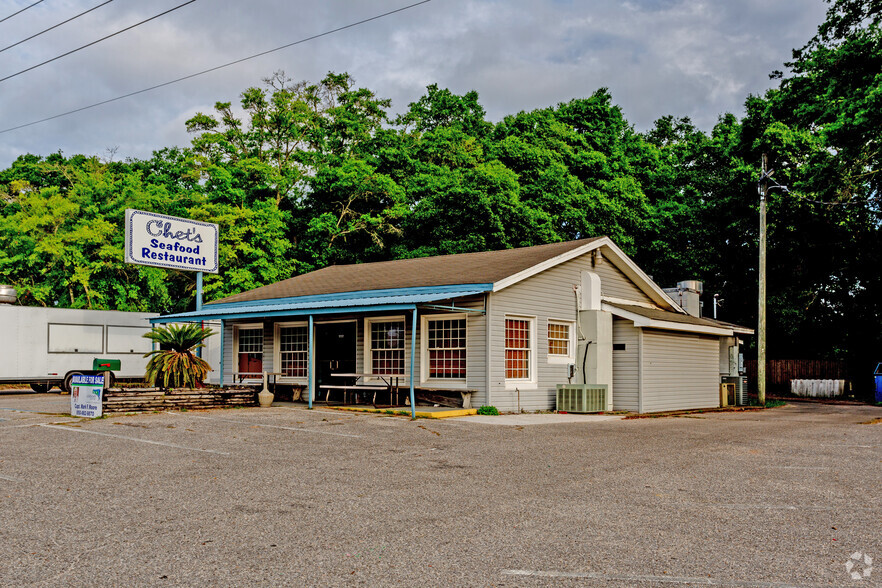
0, 0, 44, 24
0, 0, 432, 135
0, 0, 196, 84
0, 0, 115, 55
758, 169, 878, 207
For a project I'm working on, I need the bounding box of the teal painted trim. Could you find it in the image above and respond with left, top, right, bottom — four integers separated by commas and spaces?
219, 319, 225, 387
418, 304, 484, 314
151, 303, 419, 323
307, 315, 314, 409
409, 309, 417, 419
201, 284, 494, 312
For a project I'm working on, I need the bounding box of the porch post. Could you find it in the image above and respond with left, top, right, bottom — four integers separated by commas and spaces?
308, 314, 314, 409
409, 307, 417, 419
219, 319, 225, 387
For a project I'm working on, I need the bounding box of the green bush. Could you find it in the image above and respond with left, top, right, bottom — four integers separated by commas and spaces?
477, 405, 499, 416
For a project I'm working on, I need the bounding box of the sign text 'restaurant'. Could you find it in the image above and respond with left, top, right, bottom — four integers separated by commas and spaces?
125, 209, 219, 273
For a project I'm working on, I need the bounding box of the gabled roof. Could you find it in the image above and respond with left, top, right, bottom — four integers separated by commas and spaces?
211, 238, 605, 305
154, 237, 687, 323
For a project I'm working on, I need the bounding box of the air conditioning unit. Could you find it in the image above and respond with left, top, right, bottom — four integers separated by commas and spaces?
556, 384, 607, 413
721, 376, 748, 406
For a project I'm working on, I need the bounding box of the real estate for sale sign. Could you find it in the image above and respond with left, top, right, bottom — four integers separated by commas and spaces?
70, 374, 104, 418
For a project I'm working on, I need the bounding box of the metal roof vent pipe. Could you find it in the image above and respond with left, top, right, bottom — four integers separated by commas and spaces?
662, 280, 703, 318
0, 285, 17, 305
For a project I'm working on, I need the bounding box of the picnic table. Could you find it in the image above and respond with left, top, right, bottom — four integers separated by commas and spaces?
319, 373, 406, 405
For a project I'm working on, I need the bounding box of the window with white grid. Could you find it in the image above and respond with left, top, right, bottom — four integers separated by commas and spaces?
505, 318, 532, 380
427, 317, 466, 379
369, 320, 405, 375
547, 321, 572, 359
279, 326, 308, 378
236, 326, 263, 375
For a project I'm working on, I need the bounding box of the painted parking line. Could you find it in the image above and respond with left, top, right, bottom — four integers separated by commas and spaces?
39, 424, 230, 455
276, 406, 403, 424
178, 414, 362, 438
0, 474, 22, 482
501, 569, 820, 587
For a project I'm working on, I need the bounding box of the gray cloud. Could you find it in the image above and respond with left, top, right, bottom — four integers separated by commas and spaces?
0, 0, 829, 167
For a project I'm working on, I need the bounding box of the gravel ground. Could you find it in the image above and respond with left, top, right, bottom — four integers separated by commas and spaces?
0, 397, 879, 587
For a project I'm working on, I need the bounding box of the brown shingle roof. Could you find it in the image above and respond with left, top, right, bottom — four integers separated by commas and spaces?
606, 303, 753, 333
211, 238, 604, 305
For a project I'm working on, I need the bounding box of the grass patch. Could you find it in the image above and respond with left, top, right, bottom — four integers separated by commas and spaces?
476, 405, 499, 416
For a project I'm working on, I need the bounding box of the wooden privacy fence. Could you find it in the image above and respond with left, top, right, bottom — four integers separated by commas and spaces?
745, 359, 848, 392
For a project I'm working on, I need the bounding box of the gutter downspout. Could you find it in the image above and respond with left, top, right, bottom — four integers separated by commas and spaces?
409, 307, 417, 419
308, 314, 314, 409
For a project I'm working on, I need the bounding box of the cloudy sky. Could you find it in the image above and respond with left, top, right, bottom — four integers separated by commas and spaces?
0, 0, 829, 168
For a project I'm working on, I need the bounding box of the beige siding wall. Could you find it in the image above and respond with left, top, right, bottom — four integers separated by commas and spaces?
488, 252, 650, 411
594, 255, 654, 304
641, 328, 720, 412
612, 319, 639, 411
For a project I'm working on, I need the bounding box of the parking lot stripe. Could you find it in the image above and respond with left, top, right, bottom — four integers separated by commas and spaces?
180, 415, 362, 438
39, 424, 230, 455
0, 473, 22, 482
501, 569, 817, 587
276, 406, 403, 423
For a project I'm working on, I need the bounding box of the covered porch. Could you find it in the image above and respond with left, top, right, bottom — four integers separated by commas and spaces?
151, 285, 489, 418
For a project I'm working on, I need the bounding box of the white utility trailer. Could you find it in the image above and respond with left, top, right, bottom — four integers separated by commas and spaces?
0, 305, 221, 392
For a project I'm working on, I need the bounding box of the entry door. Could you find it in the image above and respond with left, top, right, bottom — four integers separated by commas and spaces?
315, 322, 357, 386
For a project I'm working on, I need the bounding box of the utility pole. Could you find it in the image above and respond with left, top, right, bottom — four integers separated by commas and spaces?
758, 154, 768, 406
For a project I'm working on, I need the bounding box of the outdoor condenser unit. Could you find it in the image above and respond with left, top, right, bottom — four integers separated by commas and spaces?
721, 376, 748, 406
556, 384, 607, 413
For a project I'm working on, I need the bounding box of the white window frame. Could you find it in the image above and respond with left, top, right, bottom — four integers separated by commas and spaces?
232, 323, 264, 379
546, 318, 576, 364
273, 321, 309, 382
363, 315, 407, 380
504, 315, 537, 389
420, 313, 468, 387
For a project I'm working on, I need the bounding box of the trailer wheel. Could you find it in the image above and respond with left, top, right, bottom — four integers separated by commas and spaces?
29, 382, 49, 393
63, 372, 84, 393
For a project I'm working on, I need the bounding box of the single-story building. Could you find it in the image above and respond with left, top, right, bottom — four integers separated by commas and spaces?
153, 237, 752, 414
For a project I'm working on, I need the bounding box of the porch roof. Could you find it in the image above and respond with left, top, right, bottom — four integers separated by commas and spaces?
150, 284, 492, 323
603, 302, 754, 336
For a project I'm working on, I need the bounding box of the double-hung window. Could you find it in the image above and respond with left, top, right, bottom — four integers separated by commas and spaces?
278, 324, 308, 378
423, 315, 466, 381
547, 320, 575, 364
505, 317, 535, 383
367, 318, 405, 375
235, 325, 263, 376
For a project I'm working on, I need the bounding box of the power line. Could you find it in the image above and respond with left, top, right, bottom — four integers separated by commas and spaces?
0, 0, 44, 24
758, 169, 878, 207
0, 0, 115, 55
0, 0, 432, 135
0, 0, 196, 84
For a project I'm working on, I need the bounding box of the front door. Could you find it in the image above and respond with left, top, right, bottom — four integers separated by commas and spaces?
315, 322, 357, 386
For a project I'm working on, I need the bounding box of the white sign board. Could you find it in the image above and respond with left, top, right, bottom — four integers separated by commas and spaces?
125, 209, 219, 273
71, 374, 104, 418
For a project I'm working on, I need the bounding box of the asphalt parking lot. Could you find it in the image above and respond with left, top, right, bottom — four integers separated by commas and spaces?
0, 395, 880, 587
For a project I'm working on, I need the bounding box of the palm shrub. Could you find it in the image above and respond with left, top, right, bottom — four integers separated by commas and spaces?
143, 324, 215, 389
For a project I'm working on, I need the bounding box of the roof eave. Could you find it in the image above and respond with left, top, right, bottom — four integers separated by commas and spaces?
603, 303, 736, 336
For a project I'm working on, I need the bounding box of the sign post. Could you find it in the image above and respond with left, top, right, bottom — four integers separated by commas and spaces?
71, 374, 104, 418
